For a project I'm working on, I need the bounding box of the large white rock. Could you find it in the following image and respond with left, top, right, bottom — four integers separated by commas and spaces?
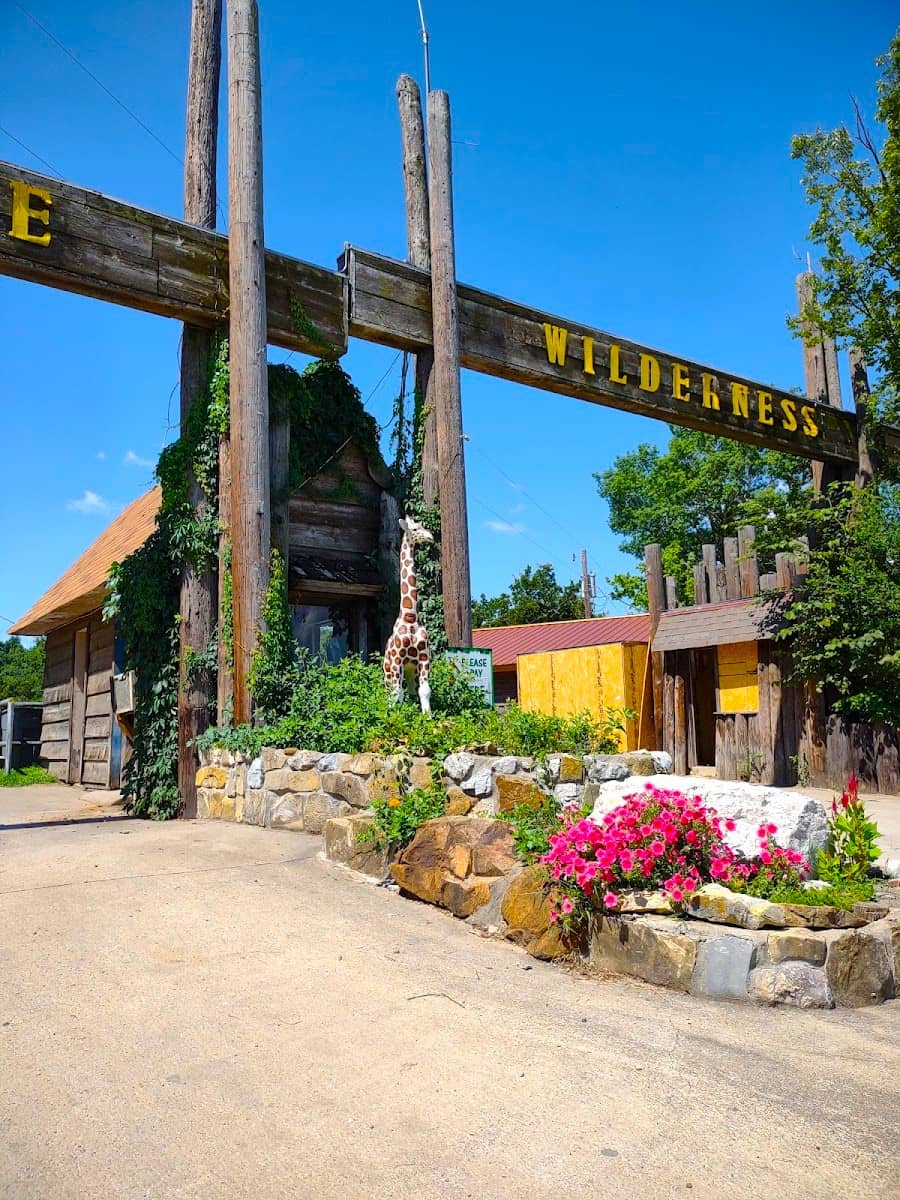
588, 774, 829, 861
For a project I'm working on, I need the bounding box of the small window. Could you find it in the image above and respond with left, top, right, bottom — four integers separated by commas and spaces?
716, 641, 759, 713
291, 605, 350, 664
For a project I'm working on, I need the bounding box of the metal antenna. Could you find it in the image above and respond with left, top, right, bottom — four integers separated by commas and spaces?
416, 0, 431, 94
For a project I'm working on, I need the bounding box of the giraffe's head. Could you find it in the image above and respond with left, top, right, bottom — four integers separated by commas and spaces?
399, 515, 434, 545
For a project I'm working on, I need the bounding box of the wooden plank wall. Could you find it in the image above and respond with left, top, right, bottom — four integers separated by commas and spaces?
287, 443, 384, 583
82, 619, 114, 786
38, 614, 115, 786
800, 716, 899, 794
40, 627, 74, 779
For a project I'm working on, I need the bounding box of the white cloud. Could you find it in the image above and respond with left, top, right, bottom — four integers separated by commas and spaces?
509, 502, 526, 514
96, 450, 106, 461
123, 449, 155, 468
66, 490, 111, 516
484, 519, 525, 536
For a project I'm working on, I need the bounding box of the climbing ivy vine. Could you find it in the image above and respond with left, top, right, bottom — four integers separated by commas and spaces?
107, 343, 403, 818
105, 336, 228, 819
402, 383, 445, 651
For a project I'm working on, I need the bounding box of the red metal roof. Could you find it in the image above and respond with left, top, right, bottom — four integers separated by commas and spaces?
472, 614, 651, 669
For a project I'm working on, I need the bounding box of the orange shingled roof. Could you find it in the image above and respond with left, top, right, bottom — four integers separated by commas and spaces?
473, 613, 651, 669
9, 487, 162, 636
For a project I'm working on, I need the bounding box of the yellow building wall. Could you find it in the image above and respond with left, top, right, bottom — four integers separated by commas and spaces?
716, 641, 759, 713
516, 642, 648, 751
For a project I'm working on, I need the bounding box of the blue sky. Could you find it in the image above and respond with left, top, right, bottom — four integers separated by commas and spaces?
2, 0, 896, 636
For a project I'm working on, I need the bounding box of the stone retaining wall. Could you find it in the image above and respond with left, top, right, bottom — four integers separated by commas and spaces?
195, 745, 672, 833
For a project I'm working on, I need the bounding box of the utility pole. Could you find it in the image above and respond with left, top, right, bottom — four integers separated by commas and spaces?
580, 549, 592, 619
227, 0, 270, 723
178, 0, 222, 816
427, 88, 471, 646
849, 347, 876, 488
397, 74, 438, 508
796, 269, 848, 491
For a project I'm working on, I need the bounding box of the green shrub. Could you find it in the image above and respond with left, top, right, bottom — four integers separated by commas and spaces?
499, 798, 569, 862
362, 786, 446, 853
0, 765, 60, 788
742, 878, 875, 910
196, 651, 629, 766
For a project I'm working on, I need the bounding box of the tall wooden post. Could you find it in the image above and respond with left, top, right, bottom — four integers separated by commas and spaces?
217, 437, 234, 718
796, 270, 850, 492
427, 88, 471, 646
178, 0, 222, 816
397, 74, 438, 508
643, 543, 666, 751
227, 0, 270, 723
849, 347, 876, 488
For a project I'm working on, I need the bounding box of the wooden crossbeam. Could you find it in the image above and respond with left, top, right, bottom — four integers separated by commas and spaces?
343, 246, 900, 468
0, 160, 346, 356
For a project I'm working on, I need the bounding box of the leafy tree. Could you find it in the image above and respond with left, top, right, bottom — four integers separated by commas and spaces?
777, 486, 900, 723
0, 636, 45, 702
790, 31, 900, 439
472, 563, 585, 628
595, 428, 812, 609
779, 31, 900, 723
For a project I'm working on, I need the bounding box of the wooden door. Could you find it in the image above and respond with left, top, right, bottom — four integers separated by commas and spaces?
68, 628, 88, 784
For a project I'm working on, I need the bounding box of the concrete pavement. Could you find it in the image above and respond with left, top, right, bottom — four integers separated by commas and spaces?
1, 786, 898, 1200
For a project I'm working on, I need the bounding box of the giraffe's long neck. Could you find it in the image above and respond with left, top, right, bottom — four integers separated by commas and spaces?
400, 533, 419, 619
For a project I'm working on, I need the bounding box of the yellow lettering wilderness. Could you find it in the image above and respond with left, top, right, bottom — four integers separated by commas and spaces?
9, 180, 52, 246
543, 323, 568, 366
731, 382, 749, 419
640, 353, 660, 392
801, 405, 819, 437
672, 363, 690, 402
609, 344, 628, 385
780, 397, 797, 432
757, 390, 774, 426
701, 373, 720, 410
583, 335, 595, 376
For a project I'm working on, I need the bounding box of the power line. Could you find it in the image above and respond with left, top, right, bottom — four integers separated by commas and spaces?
12, 3, 228, 227
465, 438, 616, 607
0, 124, 62, 178
14, 3, 183, 168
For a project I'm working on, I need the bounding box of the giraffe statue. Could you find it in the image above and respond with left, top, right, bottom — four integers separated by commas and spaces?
383, 515, 434, 713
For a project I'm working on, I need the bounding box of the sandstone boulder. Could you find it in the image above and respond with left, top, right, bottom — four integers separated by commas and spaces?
286, 750, 323, 771
389, 817, 518, 914
686, 883, 787, 930
496, 775, 547, 813
767, 929, 827, 966
195, 765, 228, 789
749, 963, 834, 1009
825, 929, 894, 1007
547, 754, 584, 784
303, 792, 351, 834
591, 915, 697, 991
320, 771, 369, 809
324, 813, 389, 878
445, 786, 475, 816
501, 865, 576, 960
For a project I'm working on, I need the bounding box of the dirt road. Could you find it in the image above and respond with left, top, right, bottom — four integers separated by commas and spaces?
1, 788, 897, 1199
